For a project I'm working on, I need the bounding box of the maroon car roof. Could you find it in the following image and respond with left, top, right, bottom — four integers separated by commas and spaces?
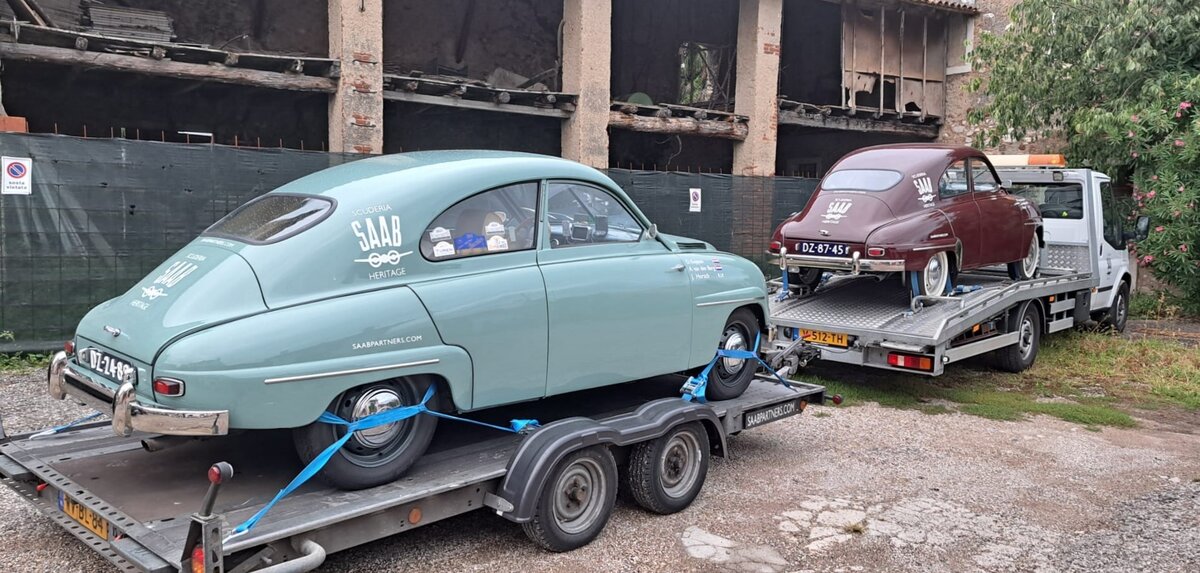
829, 144, 984, 174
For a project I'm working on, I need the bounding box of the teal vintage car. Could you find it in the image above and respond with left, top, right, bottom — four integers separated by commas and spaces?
47, 151, 769, 489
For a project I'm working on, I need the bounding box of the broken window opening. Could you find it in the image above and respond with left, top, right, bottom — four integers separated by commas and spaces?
677, 42, 734, 109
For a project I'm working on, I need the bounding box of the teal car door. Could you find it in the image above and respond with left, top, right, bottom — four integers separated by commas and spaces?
538, 181, 693, 395
407, 182, 548, 409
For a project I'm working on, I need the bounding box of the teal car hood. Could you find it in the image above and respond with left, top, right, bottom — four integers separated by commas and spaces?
75, 243, 267, 363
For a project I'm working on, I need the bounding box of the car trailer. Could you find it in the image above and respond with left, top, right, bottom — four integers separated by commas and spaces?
0, 374, 827, 573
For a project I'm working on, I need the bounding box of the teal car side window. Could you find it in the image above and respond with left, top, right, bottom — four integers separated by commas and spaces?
547, 182, 643, 248
419, 182, 539, 261
204, 194, 335, 245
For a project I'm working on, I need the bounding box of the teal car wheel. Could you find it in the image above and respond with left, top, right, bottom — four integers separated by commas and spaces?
704, 309, 759, 401
293, 377, 440, 490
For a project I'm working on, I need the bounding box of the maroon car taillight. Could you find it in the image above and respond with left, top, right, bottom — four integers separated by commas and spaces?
153, 378, 185, 397
866, 247, 886, 257
769, 240, 782, 253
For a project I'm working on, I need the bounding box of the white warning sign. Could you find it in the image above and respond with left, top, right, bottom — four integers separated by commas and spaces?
689, 188, 702, 212
2, 156, 32, 195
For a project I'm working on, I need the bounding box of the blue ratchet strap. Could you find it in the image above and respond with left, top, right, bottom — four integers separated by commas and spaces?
953, 284, 981, 295
228, 386, 539, 540
775, 266, 791, 302
681, 333, 794, 404
28, 411, 104, 440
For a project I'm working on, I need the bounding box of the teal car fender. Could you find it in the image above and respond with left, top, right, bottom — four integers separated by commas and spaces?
152, 286, 474, 429
660, 235, 769, 367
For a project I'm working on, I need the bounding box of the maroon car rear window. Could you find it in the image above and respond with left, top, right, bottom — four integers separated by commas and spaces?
204, 194, 334, 245
822, 169, 903, 191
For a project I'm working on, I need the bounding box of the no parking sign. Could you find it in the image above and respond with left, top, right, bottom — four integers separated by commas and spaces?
2, 156, 32, 195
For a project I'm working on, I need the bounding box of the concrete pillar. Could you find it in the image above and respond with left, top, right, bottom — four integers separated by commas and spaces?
731, 0, 783, 176
328, 0, 384, 154
560, 0, 611, 168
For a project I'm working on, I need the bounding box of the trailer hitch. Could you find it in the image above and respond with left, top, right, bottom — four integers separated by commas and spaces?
182, 462, 233, 573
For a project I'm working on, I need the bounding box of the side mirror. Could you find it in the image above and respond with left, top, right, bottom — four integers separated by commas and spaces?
642, 223, 658, 241
1134, 215, 1151, 242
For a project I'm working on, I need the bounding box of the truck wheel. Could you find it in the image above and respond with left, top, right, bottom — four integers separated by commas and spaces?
991, 303, 1041, 373
625, 422, 710, 515
705, 309, 760, 401
788, 268, 822, 293
1100, 281, 1130, 334
1007, 234, 1041, 281
293, 377, 439, 490
522, 446, 618, 552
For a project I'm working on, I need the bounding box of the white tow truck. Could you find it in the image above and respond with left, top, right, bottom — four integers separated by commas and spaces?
765, 154, 1149, 376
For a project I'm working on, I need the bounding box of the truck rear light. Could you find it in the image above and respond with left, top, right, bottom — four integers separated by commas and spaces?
191, 545, 205, 573
887, 352, 933, 372
769, 240, 781, 253
63, 340, 75, 355
153, 378, 185, 397
866, 247, 885, 257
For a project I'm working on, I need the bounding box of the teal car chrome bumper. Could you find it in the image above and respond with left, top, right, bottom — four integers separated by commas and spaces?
47, 351, 229, 437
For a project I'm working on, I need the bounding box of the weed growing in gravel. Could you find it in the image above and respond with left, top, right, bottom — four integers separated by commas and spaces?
0, 353, 51, 371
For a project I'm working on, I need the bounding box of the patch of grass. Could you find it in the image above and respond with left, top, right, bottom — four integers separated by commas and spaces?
812, 411, 831, 418
0, 352, 51, 371
843, 521, 867, 534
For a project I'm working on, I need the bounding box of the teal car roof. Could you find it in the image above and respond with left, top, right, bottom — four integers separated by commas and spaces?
273, 150, 618, 201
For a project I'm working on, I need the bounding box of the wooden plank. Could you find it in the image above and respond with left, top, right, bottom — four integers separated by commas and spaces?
383, 90, 572, 119
778, 108, 939, 137
0, 41, 338, 92
607, 111, 749, 140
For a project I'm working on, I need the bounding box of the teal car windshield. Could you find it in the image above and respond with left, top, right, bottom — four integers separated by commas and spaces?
821, 169, 903, 191
205, 194, 335, 244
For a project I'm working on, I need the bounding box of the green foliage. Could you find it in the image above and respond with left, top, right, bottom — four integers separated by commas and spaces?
0, 352, 51, 371
969, 0, 1200, 304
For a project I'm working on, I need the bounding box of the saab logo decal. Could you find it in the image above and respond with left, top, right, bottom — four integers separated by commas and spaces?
821, 199, 853, 223
153, 261, 199, 288
140, 286, 168, 300
914, 174, 935, 206
352, 214, 412, 267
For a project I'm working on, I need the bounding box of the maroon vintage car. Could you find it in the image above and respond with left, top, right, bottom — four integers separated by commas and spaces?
769, 144, 1042, 298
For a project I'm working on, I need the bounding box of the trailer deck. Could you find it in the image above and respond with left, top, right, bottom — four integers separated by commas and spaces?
1, 375, 824, 573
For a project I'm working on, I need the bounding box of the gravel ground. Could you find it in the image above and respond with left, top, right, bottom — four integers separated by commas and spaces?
1, 367, 1197, 573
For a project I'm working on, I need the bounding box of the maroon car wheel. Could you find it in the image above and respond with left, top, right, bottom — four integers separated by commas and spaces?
1008, 235, 1040, 281
908, 252, 952, 298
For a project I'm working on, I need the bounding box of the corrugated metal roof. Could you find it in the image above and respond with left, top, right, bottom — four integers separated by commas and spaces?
902, 0, 980, 14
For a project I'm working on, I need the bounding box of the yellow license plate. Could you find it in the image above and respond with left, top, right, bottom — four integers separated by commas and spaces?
59, 492, 109, 540
800, 329, 849, 348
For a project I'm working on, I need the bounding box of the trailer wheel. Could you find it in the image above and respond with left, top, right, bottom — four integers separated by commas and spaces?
705, 309, 760, 401
991, 303, 1041, 373
625, 422, 710, 515
522, 446, 618, 552
293, 377, 439, 490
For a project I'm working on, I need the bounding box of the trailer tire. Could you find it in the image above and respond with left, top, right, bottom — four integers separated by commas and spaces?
293, 377, 439, 490
522, 446, 618, 552
991, 303, 1041, 373
625, 422, 710, 515
705, 309, 760, 401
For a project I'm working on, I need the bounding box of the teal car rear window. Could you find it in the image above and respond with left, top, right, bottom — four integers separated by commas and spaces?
205, 194, 334, 244
821, 169, 904, 191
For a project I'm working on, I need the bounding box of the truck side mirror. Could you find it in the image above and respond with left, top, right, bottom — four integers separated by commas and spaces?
1134, 215, 1151, 241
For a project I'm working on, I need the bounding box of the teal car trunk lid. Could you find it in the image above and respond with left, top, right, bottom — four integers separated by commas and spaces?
75, 242, 268, 364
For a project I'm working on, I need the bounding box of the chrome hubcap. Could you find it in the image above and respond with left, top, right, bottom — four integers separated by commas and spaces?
351, 388, 403, 448
660, 432, 702, 498
1023, 237, 1040, 277
924, 254, 946, 294
553, 459, 605, 534
721, 331, 747, 371
1117, 293, 1127, 324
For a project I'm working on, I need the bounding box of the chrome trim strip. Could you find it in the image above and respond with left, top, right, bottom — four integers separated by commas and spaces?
910, 245, 948, 252
264, 359, 442, 385
696, 297, 761, 308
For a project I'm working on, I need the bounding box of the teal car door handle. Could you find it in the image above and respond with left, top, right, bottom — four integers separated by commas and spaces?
671, 263, 686, 272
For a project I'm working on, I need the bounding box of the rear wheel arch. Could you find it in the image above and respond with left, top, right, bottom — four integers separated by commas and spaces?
737, 303, 767, 337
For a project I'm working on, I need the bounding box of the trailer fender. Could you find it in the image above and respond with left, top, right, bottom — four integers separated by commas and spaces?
491, 398, 726, 523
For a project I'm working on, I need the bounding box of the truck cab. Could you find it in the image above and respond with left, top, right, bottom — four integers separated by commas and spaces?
991, 154, 1148, 331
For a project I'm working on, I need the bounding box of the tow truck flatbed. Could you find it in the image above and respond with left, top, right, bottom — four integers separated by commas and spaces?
1, 375, 825, 573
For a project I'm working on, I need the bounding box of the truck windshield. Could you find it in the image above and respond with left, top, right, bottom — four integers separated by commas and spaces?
821, 169, 903, 191
204, 194, 335, 244
1010, 183, 1084, 220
